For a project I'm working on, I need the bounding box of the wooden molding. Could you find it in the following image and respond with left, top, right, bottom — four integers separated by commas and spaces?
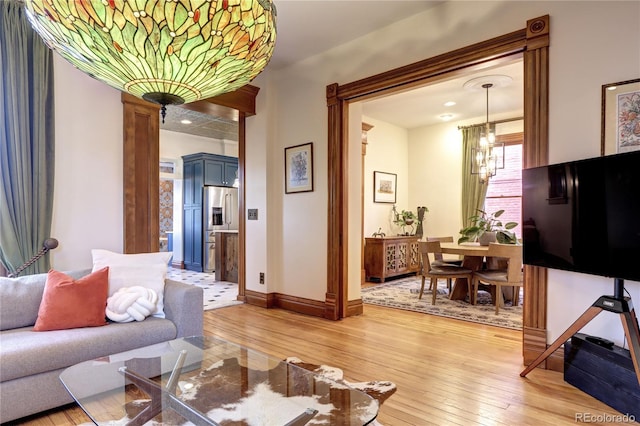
121, 93, 160, 254
244, 289, 274, 308
337, 29, 527, 102
326, 16, 550, 372
347, 298, 364, 317
523, 326, 548, 367
243, 290, 331, 319
546, 347, 565, 372
180, 85, 259, 121
496, 132, 524, 146
521, 326, 563, 373
275, 293, 326, 317
237, 114, 246, 301
170, 261, 184, 269
522, 15, 550, 366
325, 83, 347, 320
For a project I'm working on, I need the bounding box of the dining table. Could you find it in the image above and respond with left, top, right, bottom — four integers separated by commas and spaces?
439, 242, 490, 302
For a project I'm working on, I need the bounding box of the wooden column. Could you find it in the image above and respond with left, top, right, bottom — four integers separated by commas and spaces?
325, 83, 347, 320
237, 112, 246, 301
522, 15, 554, 369
122, 93, 160, 254
361, 123, 373, 286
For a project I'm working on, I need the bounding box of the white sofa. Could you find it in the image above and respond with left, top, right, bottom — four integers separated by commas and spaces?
0, 269, 203, 423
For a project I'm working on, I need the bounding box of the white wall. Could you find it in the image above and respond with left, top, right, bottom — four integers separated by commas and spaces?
407, 122, 463, 239
245, 72, 271, 293
50, 56, 122, 270
362, 116, 409, 237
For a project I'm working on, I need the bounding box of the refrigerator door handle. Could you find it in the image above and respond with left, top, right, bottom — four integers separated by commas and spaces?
224, 193, 232, 227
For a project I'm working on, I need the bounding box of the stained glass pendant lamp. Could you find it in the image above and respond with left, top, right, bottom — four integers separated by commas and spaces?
23, 0, 277, 121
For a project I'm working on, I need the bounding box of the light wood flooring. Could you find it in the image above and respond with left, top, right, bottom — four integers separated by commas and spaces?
16, 303, 623, 425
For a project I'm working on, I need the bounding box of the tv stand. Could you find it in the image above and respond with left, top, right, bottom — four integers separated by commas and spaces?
520, 278, 640, 386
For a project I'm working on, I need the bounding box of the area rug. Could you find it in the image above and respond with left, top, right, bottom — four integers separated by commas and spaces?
362, 276, 522, 330
166, 268, 243, 311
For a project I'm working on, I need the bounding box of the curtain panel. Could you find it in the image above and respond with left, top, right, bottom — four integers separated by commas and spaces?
460, 126, 488, 228
0, 1, 55, 275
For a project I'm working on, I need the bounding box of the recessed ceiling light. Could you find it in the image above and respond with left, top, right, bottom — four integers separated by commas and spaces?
181, 119, 192, 125
444, 101, 456, 107
439, 114, 454, 121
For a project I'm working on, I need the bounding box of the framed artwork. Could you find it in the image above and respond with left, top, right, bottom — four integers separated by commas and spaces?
284, 142, 314, 193
373, 171, 397, 203
601, 78, 640, 155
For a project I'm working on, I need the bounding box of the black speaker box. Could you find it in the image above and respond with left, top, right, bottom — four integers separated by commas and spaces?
564, 333, 640, 419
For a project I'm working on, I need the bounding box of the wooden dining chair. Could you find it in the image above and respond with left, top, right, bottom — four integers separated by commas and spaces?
426, 236, 463, 265
426, 236, 463, 290
418, 241, 473, 305
471, 243, 523, 314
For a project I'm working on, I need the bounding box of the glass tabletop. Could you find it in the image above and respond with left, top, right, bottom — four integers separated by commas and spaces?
59, 336, 378, 425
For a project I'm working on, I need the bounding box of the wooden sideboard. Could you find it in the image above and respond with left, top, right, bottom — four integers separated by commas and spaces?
364, 236, 420, 282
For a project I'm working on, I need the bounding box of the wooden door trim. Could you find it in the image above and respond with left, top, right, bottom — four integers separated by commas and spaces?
122, 93, 160, 254
122, 86, 259, 304
326, 16, 550, 368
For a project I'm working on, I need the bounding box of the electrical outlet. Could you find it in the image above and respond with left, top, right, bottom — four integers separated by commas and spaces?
259, 272, 265, 284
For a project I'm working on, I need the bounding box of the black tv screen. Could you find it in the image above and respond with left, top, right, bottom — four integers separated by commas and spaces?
522, 150, 640, 282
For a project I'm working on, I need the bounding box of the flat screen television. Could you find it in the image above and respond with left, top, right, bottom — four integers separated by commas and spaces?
522, 150, 640, 283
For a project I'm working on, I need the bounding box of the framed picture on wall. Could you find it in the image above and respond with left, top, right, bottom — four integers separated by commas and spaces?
373, 171, 397, 203
285, 142, 314, 193
601, 78, 640, 155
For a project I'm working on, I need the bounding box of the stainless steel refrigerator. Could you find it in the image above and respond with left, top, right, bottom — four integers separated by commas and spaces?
203, 186, 239, 272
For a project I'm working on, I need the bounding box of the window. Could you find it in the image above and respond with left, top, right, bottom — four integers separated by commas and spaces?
484, 134, 523, 238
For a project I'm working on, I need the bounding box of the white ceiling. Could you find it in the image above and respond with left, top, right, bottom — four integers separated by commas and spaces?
161, 1, 523, 138
361, 59, 524, 129
268, 0, 444, 70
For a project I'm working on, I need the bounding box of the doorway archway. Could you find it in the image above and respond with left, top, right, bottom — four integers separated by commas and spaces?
325, 15, 550, 367
121, 85, 260, 304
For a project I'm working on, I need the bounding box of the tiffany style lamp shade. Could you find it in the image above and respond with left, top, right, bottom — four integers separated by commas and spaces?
23, 0, 277, 119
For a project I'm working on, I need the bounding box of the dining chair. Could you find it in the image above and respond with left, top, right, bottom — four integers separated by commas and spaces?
471, 243, 523, 314
418, 241, 473, 305
426, 236, 463, 290
426, 236, 463, 265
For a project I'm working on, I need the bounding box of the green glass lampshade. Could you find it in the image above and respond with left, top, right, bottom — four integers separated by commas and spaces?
24, 0, 276, 112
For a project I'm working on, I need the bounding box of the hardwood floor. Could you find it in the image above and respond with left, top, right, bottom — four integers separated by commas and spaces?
16, 304, 623, 425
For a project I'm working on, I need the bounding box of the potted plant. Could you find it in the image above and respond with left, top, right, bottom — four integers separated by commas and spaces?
393, 208, 418, 236
458, 209, 518, 245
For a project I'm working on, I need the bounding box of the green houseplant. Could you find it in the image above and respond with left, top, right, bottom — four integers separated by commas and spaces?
393, 208, 418, 236
458, 209, 518, 245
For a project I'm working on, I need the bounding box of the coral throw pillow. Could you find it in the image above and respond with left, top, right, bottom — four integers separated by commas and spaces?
33, 268, 109, 331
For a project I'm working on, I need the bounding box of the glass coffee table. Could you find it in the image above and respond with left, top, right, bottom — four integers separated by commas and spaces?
60, 336, 378, 425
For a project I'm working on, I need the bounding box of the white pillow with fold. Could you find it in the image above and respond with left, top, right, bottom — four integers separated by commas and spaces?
91, 249, 171, 318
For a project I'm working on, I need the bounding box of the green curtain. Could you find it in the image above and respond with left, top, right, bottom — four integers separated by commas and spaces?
460, 126, 487, 228
0, 1, 55, 275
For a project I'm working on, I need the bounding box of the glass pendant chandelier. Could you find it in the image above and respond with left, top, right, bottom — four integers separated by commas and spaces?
23, 0, 277, 121
471, 83, 504, 183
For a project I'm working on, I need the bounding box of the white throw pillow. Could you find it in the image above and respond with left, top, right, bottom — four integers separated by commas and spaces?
106, 286, 159, 323
91, 250, 172, 318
